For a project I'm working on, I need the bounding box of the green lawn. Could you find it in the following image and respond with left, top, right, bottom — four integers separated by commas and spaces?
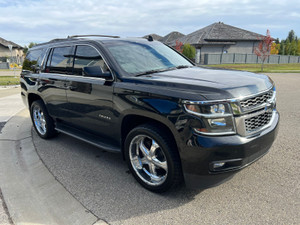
204, 63, 300, 73
0, 76, 20, 86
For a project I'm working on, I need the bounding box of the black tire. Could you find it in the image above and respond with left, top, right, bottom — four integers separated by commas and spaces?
124, 124, 183, 192
30, 100, 57, 139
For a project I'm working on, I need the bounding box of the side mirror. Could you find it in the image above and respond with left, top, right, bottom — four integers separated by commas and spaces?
82, 66, 112, 79
31, 64, 41, 73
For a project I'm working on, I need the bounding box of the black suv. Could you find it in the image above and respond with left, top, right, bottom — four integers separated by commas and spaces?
21, 35, 279, 192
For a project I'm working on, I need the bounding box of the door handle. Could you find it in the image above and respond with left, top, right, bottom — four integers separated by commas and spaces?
67, 86, 77, 91
40, 80, 47, 85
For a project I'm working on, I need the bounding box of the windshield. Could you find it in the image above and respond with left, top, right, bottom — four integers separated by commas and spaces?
105, 40, 193, 76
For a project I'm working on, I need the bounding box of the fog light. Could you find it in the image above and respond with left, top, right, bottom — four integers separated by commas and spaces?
213, 162, 225, 169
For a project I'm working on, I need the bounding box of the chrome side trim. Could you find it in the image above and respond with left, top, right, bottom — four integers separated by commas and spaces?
38, 73, 106, 82
193, 128, 236, 136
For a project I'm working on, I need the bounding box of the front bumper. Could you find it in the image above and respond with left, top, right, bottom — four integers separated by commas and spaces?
180, 111, 279, 184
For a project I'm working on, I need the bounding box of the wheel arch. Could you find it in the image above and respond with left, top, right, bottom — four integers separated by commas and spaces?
28, 93, 44, 108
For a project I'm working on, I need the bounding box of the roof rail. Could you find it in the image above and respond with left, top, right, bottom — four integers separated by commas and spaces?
68, 35, 120, 38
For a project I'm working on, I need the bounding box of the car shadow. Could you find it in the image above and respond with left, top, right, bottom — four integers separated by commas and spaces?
32, 129, 235, 223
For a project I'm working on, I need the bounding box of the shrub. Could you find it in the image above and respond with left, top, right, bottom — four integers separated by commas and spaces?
182, 43, 196, 60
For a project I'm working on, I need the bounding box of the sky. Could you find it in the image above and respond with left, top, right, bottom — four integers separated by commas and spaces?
0, 0, 299, 46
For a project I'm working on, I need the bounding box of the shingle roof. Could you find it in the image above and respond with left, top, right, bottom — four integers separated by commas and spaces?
142, 34, 163, 41
160, 31, 185, 45
0, 37, 23, 49
171, 22, 264, 46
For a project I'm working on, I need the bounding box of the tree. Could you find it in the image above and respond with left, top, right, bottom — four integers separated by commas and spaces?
297, 40, 300, 56
175, 40, 183, 53
290, 40, 297, 55
279, 40, 285, 55
270, 42, 280, 55
254, 30, 273, 72
23, 42, 37, 54
182, 43, 196, 60
287, 30, 296, 42
285, 39, 291, 55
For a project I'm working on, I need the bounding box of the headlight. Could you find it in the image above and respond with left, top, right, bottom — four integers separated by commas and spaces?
184, 102, 236, 135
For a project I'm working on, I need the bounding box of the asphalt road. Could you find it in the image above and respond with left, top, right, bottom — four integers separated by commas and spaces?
32, 73, 300, 225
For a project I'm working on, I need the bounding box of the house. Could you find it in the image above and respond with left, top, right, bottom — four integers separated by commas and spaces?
160, 31, 185, 46
0, 37, 24, 65
170, 22, 264, 64
142, 33, 163, 41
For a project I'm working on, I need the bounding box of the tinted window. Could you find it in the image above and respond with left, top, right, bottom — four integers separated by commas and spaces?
105, 41, 192, 75
23, 48, 46, 72
46, 46, 73, 74
73, 45, 108, 75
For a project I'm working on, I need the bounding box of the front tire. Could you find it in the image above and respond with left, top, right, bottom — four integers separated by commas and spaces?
30, 100, 56, 139
124, 124, 183, 192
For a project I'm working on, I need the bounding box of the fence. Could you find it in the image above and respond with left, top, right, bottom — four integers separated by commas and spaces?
0, 56, 23, 65
0, 62, 9, 69
203, 53, 300, 65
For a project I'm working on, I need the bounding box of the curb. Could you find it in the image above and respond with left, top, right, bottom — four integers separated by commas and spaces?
0, 109, 106, 225
0, 85, 20, 89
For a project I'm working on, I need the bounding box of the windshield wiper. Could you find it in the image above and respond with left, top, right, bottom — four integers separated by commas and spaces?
134, 66, 192, 77
135, 69, 170, 77
176, 65, 192, 69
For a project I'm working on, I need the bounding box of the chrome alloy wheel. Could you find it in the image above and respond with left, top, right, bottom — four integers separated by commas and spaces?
129, 135, 168, 186
32, 105, 46, 135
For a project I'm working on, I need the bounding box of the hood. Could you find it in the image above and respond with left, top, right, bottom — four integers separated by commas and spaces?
124, 67, 273, 101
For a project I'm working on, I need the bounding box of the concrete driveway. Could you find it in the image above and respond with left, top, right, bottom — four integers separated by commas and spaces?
0, 73, 299, 225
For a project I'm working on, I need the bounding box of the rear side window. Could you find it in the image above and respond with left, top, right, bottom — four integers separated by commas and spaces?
23, 48, 47, 72
45, 46, 73, 74
73, 45, 109, 75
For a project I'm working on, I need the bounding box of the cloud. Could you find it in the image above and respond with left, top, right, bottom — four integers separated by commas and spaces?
0, 0, 299, 45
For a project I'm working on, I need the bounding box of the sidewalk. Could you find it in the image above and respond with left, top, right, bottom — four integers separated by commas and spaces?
0, 86, 24, 135
0, 87, 25, 124
0, 110, 102, 225
0, 70, 21, 77
0, 88, 105, 225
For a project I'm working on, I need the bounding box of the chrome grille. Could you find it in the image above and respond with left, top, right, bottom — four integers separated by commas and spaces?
245, 111, 273, 133
240, 89, 273, 110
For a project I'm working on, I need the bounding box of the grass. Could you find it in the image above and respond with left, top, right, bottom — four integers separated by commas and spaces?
204, 63, 300, 73
0, 76, 20, 86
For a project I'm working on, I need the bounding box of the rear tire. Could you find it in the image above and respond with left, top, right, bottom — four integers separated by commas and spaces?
30, 100, 56, 139
124, 124, 183, 192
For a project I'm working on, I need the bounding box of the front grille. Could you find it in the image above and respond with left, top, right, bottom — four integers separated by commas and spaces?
240, 89, 273, 110
245, 111, 273, 133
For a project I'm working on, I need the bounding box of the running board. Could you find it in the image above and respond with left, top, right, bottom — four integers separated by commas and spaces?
55, 123, 121, 153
